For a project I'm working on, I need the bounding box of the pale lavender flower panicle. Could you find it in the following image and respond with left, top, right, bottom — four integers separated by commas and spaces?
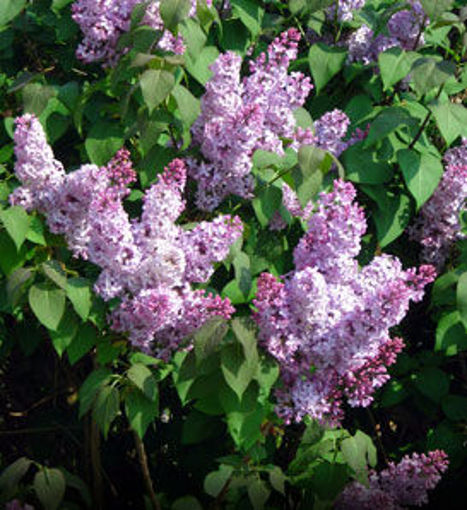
347, 25, 398, 65
71, 0, 201, 66
253, 179, 436, 425
11, 116, 242, 357
408, 159, 467, 268
336, 450, 449, 509
189, 29, 313, 210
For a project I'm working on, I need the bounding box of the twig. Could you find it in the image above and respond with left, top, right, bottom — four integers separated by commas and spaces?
91, 419, 105, 510
134, 431, 161, 510
408, 84, 444, 150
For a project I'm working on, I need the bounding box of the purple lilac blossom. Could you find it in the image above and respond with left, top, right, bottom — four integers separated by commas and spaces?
189, 28, 313, 211
408, 158, 467, 268
327, 0, 366, 22
72, 0, 212, 66
253, 179, 436, 425
335, 450, 449, 509
347, 1, 427, 64
11, 114, 242, 357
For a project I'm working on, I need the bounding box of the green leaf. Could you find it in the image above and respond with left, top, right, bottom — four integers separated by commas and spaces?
429, 100, 467, 146
364, 107, 416, 148
172, 85, 200, 127
140, 69, 175, 113
194, 316, 228, 364
457, 271, 467, 329
0, 457, 32, 495
85, 122, 124, 166
252, 185, 282, 227
67, 323, 97, 365
22, 83, 55, 116
344, 143, 393, 184
26, 216, 46, 245
93, 385, 120, 437
411, 57, 456, 95
269, 466, 286, 495
204, 465, 233, 497
127, 363, 159, 402
435, 311, 467, 355
0, 206, 30, 250
309, 462, 348, 500
420, 0, 454, 20
79, 368, 113, 417
0, 0, 26, 26
442, 394, 467, 421
33, 468, 66, 510
42, 260, 67, 290
414, 366, 450, 402
308, 43, 347, 94
28, 283, 66, 331
378, 47, 418, 90
49, 309, 79, 357
172, 496, 203, 510
255, 356, 279, 399
160, 0, 192, 31
6, 267, 34, 309
125, 388, 158, 439
233, 251, 252, 297
230, 0, 264, 37
0, 231, 30, 276
341, 431, 377, 483
397, 149, 443, 209
221, 344, 257, 400
293, 145, 330, 207
66, 277, 93, 321
247, 478, 270, 510
185, 46, 219, 85
366, 188, 412, 247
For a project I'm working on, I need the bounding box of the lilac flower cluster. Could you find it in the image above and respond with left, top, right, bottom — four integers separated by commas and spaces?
72, 0, 212, 65
409, 141, 467, 267
189, 28, 313, 210
5, 501, 34, 510
11, 114, 242, 357
327, 0, 366, 22
336, 450, 449, 509
253, 179, 436, 425
347, 1, 427, 64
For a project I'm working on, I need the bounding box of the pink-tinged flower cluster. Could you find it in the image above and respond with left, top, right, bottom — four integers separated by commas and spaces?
11, 114, 242, 358
5, 501, 34, 510
189, 28, 313, 210
409, 141, 467, 268
336, 450, 449, 509
347, 1, 427, 64
253, 180, 436, 425
72, 0, 212, 66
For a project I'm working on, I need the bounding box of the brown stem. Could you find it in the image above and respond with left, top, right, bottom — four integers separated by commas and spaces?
412, 14, 428, 51
134, 431, 161, 510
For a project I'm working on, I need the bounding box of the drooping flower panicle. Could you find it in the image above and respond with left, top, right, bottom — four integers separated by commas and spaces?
253, 179, 436, 425
11, 114, 242, 357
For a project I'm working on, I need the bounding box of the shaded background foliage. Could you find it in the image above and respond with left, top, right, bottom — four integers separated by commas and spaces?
0, 0, 467, 509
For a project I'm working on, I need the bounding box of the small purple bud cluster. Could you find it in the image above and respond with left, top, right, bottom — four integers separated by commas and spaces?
336, 450, 449, 509
347, 1, 427, 64
11, 114, 242, 357
253, 179, 436, 425
409, 141, 467, 268
189, 29, 313, 210
71, 0, 212, 66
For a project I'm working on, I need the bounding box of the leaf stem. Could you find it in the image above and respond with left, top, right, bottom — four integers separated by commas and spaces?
134, 431, 161, 510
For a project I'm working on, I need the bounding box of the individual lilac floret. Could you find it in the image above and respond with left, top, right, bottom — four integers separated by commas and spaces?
189, 29, 313, 210
11, 115, 242, 358
71, 0, 208, 66
336, 450, 449, 509
408, 162, 467, 268
253, 179, 436, 425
